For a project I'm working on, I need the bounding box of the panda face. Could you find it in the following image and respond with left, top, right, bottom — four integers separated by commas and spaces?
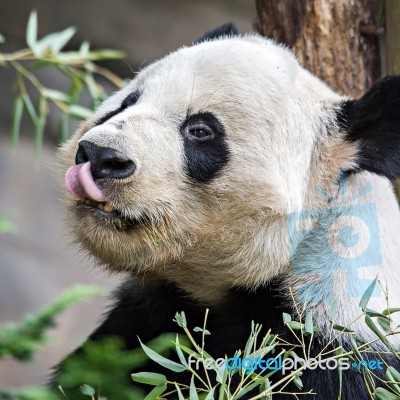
61, 35, 357, 299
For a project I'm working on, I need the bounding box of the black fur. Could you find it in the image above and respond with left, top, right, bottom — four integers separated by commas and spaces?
95, 90, 141, 126
52, 278, 399, 399
194, 23, 239, 44
338, 76, 400, 179
180, 112, 230, 182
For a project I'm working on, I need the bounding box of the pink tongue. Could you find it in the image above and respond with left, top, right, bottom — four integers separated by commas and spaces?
65, 162, 105, 202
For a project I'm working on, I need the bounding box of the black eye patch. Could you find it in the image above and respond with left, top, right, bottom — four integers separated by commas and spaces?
180, 112, 230, 183
95, 90, 141, 126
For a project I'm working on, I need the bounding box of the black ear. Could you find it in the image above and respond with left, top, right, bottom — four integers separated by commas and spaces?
194, 23, 239, 44
339, 76, 400, 179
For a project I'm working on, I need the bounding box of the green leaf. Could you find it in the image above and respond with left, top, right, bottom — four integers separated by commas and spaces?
59, 114, 70, 142
378, 316, 392, 332
332, 324, 355, 334
293, 373, 303, 390
359, 277, 377, 311
282, 313, 292, 323
68, 104, 93, 120
189, 375, 199, 400
304, 312, 314, 335
385, 368, 400, 394
388, 367, 400, 384
0, 33, 5, 43
86, 49, 125, 60
174, 383, 185, 400
373, 387, 400, 400
143, 383, 167, 400
26, 10, 38, 49
80, 384, 95, 396
383, 308, 400, 316
175, 335, 188, 367
365, 308, 388, 318
193, 326, 211, 335
42, 88, 71, 103
11, 96, 24, 149
204, 387, 216, 400
80, 41, 90, 56
285, 321, 321, 333
350, 337, 363, 366
365, 315, 400, 360
139, 338, 187, 373
174, 311, 187, 328
336, 347, 344, 398
34, 97, 47, 159
131, 372, 166, 386
34, 27, 76, 56
22, 94, 38, 124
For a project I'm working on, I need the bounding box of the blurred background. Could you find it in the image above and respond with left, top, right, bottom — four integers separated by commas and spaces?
0, 0, 255, 388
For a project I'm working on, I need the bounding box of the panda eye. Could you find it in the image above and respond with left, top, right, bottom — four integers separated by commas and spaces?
187, 125, 214, 142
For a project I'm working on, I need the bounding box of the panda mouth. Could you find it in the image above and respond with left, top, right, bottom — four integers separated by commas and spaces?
76, 197, 152, 230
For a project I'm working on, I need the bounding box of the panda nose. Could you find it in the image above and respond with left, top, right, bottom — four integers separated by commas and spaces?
75, 140, 136, 180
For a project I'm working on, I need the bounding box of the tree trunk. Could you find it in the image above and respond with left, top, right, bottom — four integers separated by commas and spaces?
255, 0, 381, 98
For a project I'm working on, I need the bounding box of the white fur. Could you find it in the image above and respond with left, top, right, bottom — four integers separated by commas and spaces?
61, 34, 400, 347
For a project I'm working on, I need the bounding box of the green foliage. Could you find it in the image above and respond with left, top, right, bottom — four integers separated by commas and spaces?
0, 210, 18, 234
57, 334, 177, 400
1, 280, 400, 399
0, 284, 106, 361
0, 11, 125, 156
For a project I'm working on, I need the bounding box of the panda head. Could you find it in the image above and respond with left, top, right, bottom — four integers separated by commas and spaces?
61, 25, 400, 301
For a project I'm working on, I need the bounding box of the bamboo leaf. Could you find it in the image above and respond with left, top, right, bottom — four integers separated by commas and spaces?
175, 335, 188, 367
22, 94, 38, 124
282, 313, 292, 323
11, 96, 24, 149
365, 315, 400, 360
26, 10, 38, 49
34, 97, 47, 159
385, 369, 400, 395
373, 387, 400, 400
332, 324, 355, 334
189, 375, 199, 400
68, 104, 93, 120
383, 308, 400, 316
59, 114, 69, 142
34, 27, 76, 56
204, 387, 216, 400
131, 372, 166, 386
193, 326, 210, 335
378, 316, 391, 332
79, 41, 90, 56
143, 383, 167, 400
174, 383, 185, 400
359, 277, 377, 311
80, 384, 95, 396
42, 88, 71, 103
304, 312, 314, 335
138, 338, 186, 373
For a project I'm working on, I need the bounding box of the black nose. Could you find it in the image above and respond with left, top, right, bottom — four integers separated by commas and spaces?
76, 140, 136, 180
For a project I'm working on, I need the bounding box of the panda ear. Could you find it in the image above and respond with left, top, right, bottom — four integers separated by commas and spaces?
339, 76, 400, 179
194, 23, 239, 44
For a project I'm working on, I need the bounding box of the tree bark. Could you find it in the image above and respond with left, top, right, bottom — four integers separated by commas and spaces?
255, 0, 381, 98
386, 0, 400, 75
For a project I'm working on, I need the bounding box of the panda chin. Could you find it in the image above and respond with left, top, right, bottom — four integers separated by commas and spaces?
76, 197, 153, 231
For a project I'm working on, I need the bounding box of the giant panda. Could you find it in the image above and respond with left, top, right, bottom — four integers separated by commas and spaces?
56, 24, 400, 399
